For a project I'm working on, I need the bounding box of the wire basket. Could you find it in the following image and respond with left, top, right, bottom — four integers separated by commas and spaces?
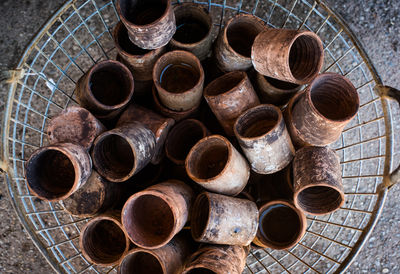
1, 0, 399, 273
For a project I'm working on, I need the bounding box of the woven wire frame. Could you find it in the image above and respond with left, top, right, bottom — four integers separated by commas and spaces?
1, 0, 393, 273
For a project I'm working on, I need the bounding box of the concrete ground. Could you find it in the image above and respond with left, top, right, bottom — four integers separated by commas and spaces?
0, 0, 399, 273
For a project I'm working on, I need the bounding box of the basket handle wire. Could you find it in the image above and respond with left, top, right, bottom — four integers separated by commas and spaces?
376, 85, 400, 189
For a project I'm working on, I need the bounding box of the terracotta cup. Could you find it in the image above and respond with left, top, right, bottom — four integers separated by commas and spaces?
290, 72, 360, 146
191, 192, 258, 246
116, 0, 176, 49
293, 146, 344, 215
204, 71, 260, 136
118, 232, 193, 274
186, 135, 250, 196
234, 104, 294, 174
25, 143, 91, 201
117, 104, 175, 164
75, 60, 134, 120
92, 122, 155, 182
252, 29, 324, 85
113, 21, 166, 81
47, 106, 106, 151
122, 180, 194, 249
80, 212, 130, 266
215, 14, 266, 72
169, 3, 213, 61
182, 245, 248, 274
153, 50, 204, 111
165, 119, 209, 165
256, 73, 304, 106
63, 171, 121, 217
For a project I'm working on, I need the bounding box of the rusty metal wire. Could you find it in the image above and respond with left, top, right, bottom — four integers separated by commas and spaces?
0, 0, 395, 273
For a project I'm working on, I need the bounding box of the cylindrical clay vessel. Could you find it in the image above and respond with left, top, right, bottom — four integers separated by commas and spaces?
122, 180, 194, 249
80, 212, 130, 266
290, 72, 360, 146
186, 135, 250, 196
153, 50, 204, 111
204, 71, 260, 136
182, 245, 248, 274
169, 3, 213, 61
234, 104, 294, 174
116, 0, 176, 50
25, 143, 91, 201
191, 192, 259, 246
92, 122, 155, 182
47, 106, 106, 150
75, 60, 134, 120
293, 146, 344, 215
118, 233, 193, 274
215, 14, 266, 72
113, 21, 166, 81
252, 29, 324, 85
117, 104, 175, 164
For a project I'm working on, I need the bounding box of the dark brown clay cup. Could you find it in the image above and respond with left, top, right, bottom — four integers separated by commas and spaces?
256, 73, 304, 106
291, 72, 360, 146
169, 3, 213, 61
215, 14, 266, 72
80, 213, 130, 266
204, 71, 260, 136
116, 0, 176, 50
153, 50, 204, 111
113, 21, 166, 81
47, 106, 106, 151
191, 192, 259, 246
25, 143, 91, 201
92, 122, 155, 182
75, 60, 134, 119
234, 104, 294, 174
252, 29, 324, 85
186, 135, 250, 196
118, 233, 193, 274
122, 180, 194, 249
165, 119, 209, 165
253, 200, 306, 250
293, 146, 344, 215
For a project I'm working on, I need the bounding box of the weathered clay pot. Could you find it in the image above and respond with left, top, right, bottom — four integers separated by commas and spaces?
256, 73, 304, 106
92, 122, 155, 182
215, 14, 266, 72
117, 104, 175, 164
25, 143, 91, 201
191, 192, 258, 245
153, 50, 204, 111
122, 180, 194, 249
152, 85, 200, 121
75, 60, 134, 120
80, 212, 130, 266
234, 104, 294, 174
116, 0, 176, 49
293, 146, 344, 215
63, 171, 120, 217
204, 71, 260, 136
290, 72, 360, 146
169, 3, 213, 61
113, 22, 166, 81
182, 245, 248, 274
252, 29, 324, 85
186, 135, 250, 196
253, 200, 306, 250
47, 106, 106, 151
165, 119, 209, 165
118, 232, 193, 274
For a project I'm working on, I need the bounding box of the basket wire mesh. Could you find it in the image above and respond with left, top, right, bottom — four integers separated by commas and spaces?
0, 0, 395, 273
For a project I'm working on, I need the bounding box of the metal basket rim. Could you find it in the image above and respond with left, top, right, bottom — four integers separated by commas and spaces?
0, 0, 393, 273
